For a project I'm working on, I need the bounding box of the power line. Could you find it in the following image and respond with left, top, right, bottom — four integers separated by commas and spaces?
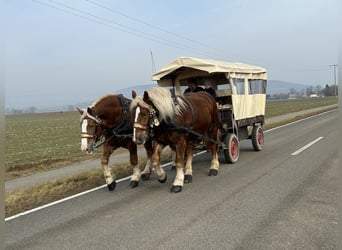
85, 0, 228, 55
32, 0, 227, 59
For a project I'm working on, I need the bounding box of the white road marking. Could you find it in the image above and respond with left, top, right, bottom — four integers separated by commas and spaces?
5, 152, 205, 222
291, 137, 323, 156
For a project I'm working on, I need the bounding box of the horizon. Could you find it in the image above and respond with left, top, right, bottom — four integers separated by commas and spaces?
5, 79, 334, 113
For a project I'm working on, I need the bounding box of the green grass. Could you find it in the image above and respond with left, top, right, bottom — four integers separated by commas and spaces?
265, 97, 337, 118
5, 112, 96, 174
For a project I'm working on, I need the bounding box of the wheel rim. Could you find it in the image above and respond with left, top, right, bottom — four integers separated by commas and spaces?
257, 131, 263, 145
230, 138, 238, 158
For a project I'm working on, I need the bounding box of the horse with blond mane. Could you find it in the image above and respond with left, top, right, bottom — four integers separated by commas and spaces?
131, 87, 220, 193
77, 94, 153, 190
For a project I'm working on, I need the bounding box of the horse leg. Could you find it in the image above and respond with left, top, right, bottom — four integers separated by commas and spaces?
141, 159, 152, 181
141, 140, 153, 181
128, 142, 140, 188
184, 144, 193, 184
102, 144, 116, 191
151, 142, 167, 183
171, 138, 186, 193
208, 142, 220, 176
170, 147, 176, 170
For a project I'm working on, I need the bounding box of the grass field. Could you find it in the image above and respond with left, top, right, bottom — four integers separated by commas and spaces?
265, 97, 338, 117
5, 97, 338, 177
5, 112, 94, 176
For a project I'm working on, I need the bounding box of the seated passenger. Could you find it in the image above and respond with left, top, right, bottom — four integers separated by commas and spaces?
204, 81, 216, 98
184, 78, 204, 94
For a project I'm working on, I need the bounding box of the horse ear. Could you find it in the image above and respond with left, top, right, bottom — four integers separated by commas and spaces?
76, 107, 84, 114
87, 107, 93, 115
132, 90, 137, 99
143, 91, 149, 102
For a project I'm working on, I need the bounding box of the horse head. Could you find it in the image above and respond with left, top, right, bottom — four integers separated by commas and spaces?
77, 106, 103, 154
131, 90, 157, 145
131, 87, 183, 145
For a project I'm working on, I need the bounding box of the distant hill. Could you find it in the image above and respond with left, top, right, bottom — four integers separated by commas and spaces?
267, 80, 307, 95
114, 83, 157, 97
36, 84, 157, 112
117, 80, 308, 96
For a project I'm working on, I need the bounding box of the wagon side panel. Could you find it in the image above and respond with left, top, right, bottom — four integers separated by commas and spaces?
231, 94, 265, 120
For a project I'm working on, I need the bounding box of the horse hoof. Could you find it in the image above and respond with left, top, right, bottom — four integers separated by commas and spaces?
208, 169, 218, 176
184, 175, 192, 183
171, 186, 182, 193
141, 173, 151, 181
107, 181, 116, 191
158, 175, 167, 183
129, 181, 139, 188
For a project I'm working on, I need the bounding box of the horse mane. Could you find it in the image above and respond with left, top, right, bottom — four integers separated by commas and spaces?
90, 93, 116, 108
131, 87, 185, 122
79, 93, 117, 123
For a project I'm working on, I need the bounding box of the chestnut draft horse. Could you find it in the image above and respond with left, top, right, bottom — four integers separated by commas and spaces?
131, 87, 220, 193
77, 94, 153, 191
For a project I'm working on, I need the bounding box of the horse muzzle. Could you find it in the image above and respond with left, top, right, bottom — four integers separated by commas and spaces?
133, 134, 147, 145
81, 135, 96, 154
81, 143, 95, 154
133, 123, 149, 145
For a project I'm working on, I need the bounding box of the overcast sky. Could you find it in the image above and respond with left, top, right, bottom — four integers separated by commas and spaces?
4, 0, 339, 109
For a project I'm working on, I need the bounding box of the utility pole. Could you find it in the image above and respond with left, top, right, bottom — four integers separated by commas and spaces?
329, 64, 338, 96
150, 50, 156, 74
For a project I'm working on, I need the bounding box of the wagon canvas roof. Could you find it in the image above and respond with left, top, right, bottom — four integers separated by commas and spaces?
152, 57, 267, 84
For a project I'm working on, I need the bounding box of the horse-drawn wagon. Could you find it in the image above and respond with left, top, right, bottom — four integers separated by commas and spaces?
152, 56, 267, 163
79, 56, 267, 193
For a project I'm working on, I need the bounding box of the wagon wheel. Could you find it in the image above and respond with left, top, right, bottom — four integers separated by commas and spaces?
251, 125, 264, 151
224, 133, 239, 163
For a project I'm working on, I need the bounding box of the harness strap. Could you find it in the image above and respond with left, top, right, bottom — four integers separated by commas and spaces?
114, 94, 128, 132
87, 111, 101, 124
81, 133, 96, 139
133, 123, 147, 130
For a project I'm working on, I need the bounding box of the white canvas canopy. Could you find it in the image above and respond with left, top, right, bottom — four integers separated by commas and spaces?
152, 56, 267, 87
152, 57, 267, 120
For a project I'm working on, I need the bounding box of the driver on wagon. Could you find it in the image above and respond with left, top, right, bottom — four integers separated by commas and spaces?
183, 78, 204, 94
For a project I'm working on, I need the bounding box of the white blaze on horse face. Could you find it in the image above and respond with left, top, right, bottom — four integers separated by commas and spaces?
81, 119, 88, 152
133, 107, 140, 142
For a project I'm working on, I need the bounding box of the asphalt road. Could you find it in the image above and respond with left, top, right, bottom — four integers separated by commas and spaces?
5, 110, 338, 249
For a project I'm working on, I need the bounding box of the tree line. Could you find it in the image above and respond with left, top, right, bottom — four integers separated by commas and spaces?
269, 84, 338, 100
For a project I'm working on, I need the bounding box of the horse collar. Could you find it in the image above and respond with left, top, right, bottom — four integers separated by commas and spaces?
115, 94, 128, 130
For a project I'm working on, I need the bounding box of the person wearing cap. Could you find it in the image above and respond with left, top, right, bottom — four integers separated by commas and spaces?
183, 78, 204, 94
204, 81, 216, 98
